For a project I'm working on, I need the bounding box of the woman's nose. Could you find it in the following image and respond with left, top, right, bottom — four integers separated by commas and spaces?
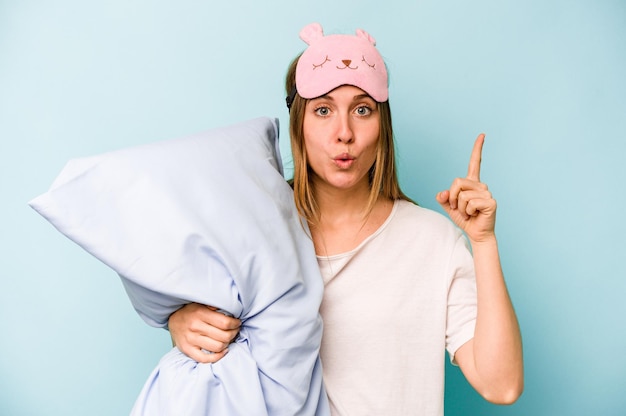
336, 114, 354, 143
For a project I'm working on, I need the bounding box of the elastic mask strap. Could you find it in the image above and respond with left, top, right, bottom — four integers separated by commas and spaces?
286, 86, 297, 111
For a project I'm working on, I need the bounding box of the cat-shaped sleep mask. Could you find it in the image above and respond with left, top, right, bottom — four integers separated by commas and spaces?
291, 22, 389, 104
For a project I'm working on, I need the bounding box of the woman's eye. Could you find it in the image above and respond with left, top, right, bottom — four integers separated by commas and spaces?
355, 106, 372, 116
315, 107, 330, 116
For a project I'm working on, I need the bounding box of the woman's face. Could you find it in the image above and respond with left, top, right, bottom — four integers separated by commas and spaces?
302, 85, 380, 194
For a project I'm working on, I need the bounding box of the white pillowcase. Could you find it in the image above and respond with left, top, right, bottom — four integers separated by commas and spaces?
29, 117, 329, 415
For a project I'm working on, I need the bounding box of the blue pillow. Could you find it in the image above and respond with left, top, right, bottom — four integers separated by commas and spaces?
29, 117, 329, 415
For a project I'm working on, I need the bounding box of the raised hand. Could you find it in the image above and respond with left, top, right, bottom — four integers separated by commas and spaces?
437, 136, 523, 403
436, 133, 497, 244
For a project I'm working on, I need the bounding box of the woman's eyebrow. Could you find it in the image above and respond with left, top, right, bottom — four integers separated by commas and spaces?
353, 94, 374, 101
312, 94, 334, 101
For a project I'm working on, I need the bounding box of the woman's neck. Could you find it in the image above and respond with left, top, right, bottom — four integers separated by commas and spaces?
314, 181, 372, 225
309, 180, 393, 256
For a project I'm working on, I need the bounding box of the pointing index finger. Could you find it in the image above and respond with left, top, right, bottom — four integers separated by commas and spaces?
467, 133, 485, 181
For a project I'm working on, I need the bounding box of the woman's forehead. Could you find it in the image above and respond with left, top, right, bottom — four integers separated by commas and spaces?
310, 85, 373, 101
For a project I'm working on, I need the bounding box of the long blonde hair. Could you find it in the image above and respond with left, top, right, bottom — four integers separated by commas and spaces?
285, 55, 413, 225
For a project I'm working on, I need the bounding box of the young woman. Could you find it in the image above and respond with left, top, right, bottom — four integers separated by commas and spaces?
168, 23, 523, 414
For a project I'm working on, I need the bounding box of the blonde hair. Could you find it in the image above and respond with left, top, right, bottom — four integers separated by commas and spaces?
285, 55, 413, 225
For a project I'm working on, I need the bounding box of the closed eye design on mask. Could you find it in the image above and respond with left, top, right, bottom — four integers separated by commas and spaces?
361, 55, 376, 69
312, 55, 331, 69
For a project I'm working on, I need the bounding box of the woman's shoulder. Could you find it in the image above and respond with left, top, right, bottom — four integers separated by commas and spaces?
394, 199, 449, 223
393, 199, 462, 237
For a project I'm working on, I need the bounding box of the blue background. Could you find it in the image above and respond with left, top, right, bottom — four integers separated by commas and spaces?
1, 1, 625, 414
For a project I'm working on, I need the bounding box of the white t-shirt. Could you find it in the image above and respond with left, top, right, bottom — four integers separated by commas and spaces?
318, 199, 477, 416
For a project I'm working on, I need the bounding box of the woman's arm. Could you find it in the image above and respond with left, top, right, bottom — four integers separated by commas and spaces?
452, 237, 523, 404
436, 134, 523, 404
168, 303, 241, 363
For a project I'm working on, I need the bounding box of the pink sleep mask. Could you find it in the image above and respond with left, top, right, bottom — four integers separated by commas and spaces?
294, 23, 388, 102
